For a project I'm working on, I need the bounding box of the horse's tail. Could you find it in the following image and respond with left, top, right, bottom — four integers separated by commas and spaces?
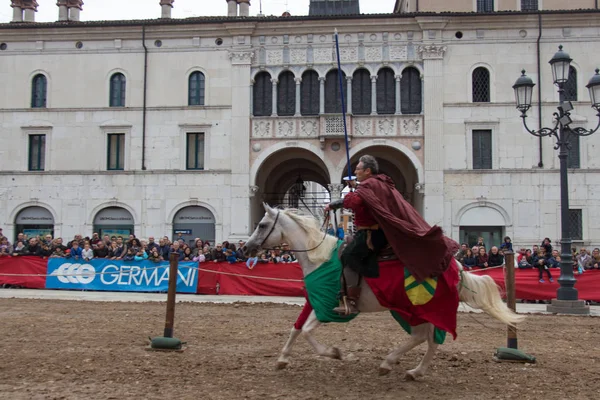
456, 262, 525, 327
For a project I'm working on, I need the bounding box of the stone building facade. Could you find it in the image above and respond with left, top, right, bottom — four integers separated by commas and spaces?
1, 0, 599, 248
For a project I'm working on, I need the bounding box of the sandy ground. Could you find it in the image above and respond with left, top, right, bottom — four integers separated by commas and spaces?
0, 299, 599, 400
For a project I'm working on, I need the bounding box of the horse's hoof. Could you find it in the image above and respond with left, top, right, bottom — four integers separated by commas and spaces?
404, 371, 419, 381
276, 361, 289, 370
330, 347, 342, 360
379, 367, 391, 376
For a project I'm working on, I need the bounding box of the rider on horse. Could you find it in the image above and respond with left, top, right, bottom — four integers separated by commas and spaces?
325, 155, 459, 316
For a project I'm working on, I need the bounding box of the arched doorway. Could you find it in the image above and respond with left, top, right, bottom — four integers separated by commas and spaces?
172, 206, 216, 246
252, 148, 331, 229
459, 206, 507, 248
341, 146, 421, 210
93, 207, 134, 238
14, 206, 54, 241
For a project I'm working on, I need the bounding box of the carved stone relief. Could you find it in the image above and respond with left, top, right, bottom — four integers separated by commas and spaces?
277, 120, 295, 137
314, 47, 333, 63
267, 50, 283, 65
378, 118, 395, 136
353, 119, 372, 136
253, 121, 271, 137
402, 118, 421, 136
390, 46, 407, 60
300, 120, 318, 137
365, 47, 382, 61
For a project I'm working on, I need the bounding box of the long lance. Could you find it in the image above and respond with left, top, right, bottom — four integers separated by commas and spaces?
334, 29, 353, 184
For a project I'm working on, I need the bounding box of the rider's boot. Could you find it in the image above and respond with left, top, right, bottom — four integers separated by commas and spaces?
333, 286, 361, 315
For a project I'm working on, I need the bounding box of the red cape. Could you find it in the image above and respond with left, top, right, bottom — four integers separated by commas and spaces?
357, 175, 459, 281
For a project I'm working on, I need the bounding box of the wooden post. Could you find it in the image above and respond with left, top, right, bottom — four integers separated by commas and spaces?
164, 252, 179, 338
504, 251, 518, 349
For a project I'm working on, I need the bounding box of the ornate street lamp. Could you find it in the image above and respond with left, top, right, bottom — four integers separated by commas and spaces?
513, 46, 600, 315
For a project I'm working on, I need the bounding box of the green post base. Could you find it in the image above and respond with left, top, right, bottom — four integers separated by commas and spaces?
150, 336, 184, 350
493, 347, 536, 363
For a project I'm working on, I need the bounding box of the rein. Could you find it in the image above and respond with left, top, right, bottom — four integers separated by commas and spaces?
260, 210, 331, 253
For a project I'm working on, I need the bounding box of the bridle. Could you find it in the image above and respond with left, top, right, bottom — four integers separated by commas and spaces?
258, 209, 331, 253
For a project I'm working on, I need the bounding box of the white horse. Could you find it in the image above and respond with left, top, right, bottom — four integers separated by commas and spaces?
244, 204, 525, 380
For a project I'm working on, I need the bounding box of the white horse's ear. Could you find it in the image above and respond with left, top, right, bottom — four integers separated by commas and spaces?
263, 202, 276, 216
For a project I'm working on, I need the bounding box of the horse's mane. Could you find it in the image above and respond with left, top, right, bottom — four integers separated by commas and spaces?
281, 210, 338, 266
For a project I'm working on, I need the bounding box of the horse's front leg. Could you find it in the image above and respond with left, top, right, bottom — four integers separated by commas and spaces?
405, 325, 439, 380
277, 326, 303, 369
302, 310, 342, 360
379, 324, 431, 376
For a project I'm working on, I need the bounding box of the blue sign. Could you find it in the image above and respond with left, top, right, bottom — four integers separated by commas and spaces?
46, 259, 198, 293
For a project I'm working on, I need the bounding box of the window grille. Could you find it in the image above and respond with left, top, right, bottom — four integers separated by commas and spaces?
277, 71, 296, 116
564, 66, 577, 102
477, 0, 494, 12
521, 0, 538, 11
301, 70, 320, 116
31, 74, 47, 108
569, 209, 583, 240
28, 134, 45, 171
400, 67, 421, 114
352, 69, 371, 115
376, 68, 396, 115
253, 72, 273, 116
472, 67, 491, 102
186, 133, 205, 170
109, 73, 126, 107
325, 69, 346, 114
107, 133, 125, 170
567, 133, 580, 169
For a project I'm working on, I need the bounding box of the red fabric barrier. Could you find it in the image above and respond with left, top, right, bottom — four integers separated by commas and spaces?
0, 256, 47, 288
197, 262, 304, 297
471, 268, 600, 302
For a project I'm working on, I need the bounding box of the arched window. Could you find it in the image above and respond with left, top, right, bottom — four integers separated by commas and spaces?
352, 69, 371, 115
109, 73, 126, 107
301, 70, 319, 116
377, 68, 396, 115
253, 72, 272, 117
472, 67, 490, 103
325, 69, 346, 114
564, 66, 577, 102
188, 71, 205, 106
401, 67, 421, 114
31, 74, 47, 108
277, 71, 296, 116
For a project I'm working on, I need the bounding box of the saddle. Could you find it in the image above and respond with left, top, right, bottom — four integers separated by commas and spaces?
337, 243, 397, 263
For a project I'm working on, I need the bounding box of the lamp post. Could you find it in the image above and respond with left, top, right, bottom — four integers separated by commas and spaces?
513, 45, 600, 314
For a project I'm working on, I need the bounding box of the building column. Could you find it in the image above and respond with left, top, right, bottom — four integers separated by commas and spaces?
319, 77, 326, 114
418, 44, 447, 226
328, 183, 344, 201
370, 75, 377, 115
346, 76, 353, 115
229, 50, 254, 238
271, 78, 278, 117
295, 77, 302, 116
395, 74, 402, 115
249, 79, 254, 115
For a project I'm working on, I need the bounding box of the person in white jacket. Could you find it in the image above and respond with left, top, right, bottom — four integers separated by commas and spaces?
82, 242, 94, 262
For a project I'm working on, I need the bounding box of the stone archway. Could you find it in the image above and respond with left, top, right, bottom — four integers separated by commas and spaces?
340, 145, 422, 213
251, 147, 331, 229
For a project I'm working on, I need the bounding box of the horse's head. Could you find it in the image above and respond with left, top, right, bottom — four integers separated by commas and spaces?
243, 203, 285, 257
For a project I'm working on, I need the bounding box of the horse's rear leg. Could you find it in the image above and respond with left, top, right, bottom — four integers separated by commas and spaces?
277, 327, 303, 369
379, 324, 430, 376
406, 324, 438, 380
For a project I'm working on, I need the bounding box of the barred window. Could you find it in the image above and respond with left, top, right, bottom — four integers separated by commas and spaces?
567, 133, 580, 169
569, 209, 583, 240
301, 70, 319, 116
277, 71, 296, 116
376, 67, 396, 115
325, 69, 346, 114
473, 130, 492, 169
253, 72, 272, 117
31, 74, 47, 108
28, 134, 46, 171
109, 73, 126, 107
352, 69, 371, 115
477, 0, 494, 12
188, 71, 205, 106
564, 66, 577, 102
400, 67, 421, 114
472, 67, 490, 103
521, 0, 538, 11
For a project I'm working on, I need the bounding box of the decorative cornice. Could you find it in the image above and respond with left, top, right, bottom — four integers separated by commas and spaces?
417, 45, 447, 60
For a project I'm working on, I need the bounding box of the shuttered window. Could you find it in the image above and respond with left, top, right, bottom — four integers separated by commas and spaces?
109, 73, 126, 107
31, 74, 47, 108
107, 134, 125, 171
376, 68, 396, 115
325, 69, 346, 114
28, 134, 46, 171
473, 130, 492, 169
401, 67, 421, 114
188, 71, 206, 106
352, 69, 371, 115
186, 133, 205, 170
277, 71, 296, 116
521, 0, 538, 11
253, 72, 272, 116
301, 70, 319, 116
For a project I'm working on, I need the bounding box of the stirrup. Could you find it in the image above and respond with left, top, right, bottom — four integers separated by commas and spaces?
333, 296, 358, 316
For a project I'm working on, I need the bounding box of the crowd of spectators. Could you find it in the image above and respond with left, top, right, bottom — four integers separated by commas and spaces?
0, 230, 299, 268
